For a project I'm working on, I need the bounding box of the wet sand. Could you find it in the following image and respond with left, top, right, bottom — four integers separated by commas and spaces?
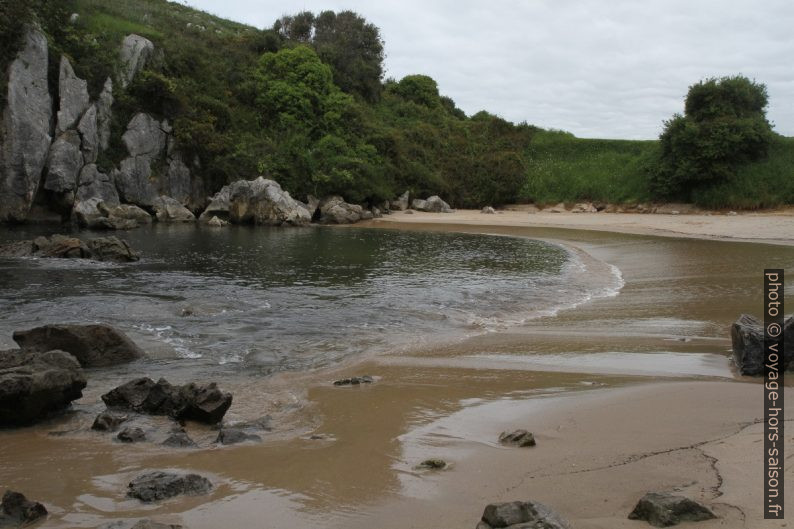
2, 214, 793, 528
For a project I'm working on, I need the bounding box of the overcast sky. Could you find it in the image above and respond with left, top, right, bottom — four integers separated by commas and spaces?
183, 0, 793, 139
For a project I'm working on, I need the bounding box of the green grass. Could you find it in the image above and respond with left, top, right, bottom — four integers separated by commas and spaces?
519, 129, 657, 205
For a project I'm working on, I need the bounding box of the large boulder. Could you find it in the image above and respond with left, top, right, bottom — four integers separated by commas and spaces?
127, 471, 212, 503
391, 190, 409, 211
0, 491, 48, 528
628, 492, 715, 527
318, 196, 363, 224
478, 501, 571, 529
412, 195, 453, 213
102, 377, 232, 424
55, 56, 90, 135
731, 314, 794, 376
0, 27, 52, 222
86, 236, 140, 262
200, 178, 310, 226
43, 131, 84, 197
13, 324, 144, 368
153, 196, 195, 222
119, 35, 154, 88
0, 349, 86, 426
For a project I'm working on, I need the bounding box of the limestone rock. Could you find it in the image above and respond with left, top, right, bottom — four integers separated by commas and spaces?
96, 78, 114, 151
44, 131, 83, 194
391, 190, 409, 211
13, 323, 144, 368
0, 349, 86, 426
319, 196, 363, 224
119, 35, 154, 88
77, 104, 99, 163
200, 178, 310, 226
55, 56, 90, 135
412, 195, 453, 213
153, 196, 195, 223
0, 27, 52, 222
482, 206, 496, 214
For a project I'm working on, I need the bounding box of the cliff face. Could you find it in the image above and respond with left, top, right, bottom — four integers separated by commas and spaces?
0, 26, 205, 225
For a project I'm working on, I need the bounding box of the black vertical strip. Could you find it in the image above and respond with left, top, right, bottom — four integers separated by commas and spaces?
764, 269, 784, 519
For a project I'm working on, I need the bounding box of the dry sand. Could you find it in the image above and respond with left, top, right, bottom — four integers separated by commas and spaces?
371, 207, 794, 245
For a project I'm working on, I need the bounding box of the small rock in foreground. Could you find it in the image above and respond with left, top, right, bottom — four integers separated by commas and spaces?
127, 471, 212, 503
0, 234, 139, 262
478, 500, 571, 529
415, 459, 447, 470
333, 376, 374, 386
628, 492, 716, 527
117, 427, 146, 443
0, 490, 47, 528
215, 428, 262, 445
92, 411, 128, 432
498, 430, 536, 447
162, 431, 198, 448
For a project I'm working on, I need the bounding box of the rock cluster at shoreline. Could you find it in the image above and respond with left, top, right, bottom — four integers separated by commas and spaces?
0, 234, 139, 262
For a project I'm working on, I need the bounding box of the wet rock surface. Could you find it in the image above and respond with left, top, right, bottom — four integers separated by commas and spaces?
0, 235, 139, 263
478, 500, 571, 529
628, 492, 716, 527
0, 490, 48, 528
498, 430, 536, 447
333, 375, 374, 386
127, 471, 212, 502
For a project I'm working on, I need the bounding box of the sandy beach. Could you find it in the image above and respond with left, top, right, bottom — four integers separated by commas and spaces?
1, 211, 792, 529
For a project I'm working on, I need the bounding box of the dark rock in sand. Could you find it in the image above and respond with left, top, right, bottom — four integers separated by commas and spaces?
102, 378, 232, 424
92, 411, 128, 432
628, 492, 716, 527
98, 521, 183, 529
127, 471, 212, 502
0, 349, 86, 427
478, 500, 571, 529
215, 428, 261, 445
0, 235, 139, 263
0, 490, 47, 528
731, 314, 793, 376
13, 323, 144, 368
117, 427, 146, 443
499, 430, 536, 447
162, 431, 197, 448
333, 375, 374, 386
415, 459, 447, 470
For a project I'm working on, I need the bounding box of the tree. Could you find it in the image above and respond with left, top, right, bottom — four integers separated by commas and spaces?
651, 76, 774, 199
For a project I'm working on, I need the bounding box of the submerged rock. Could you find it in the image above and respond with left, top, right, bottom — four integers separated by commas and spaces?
127, 471, 212, 502
117, 426, 146, 443
0, 350, 86, 427
478, 500, 571, 529
333, 376, 374, 386
0, 235, 139, 262
206, 216, 227, 228
0, 490, 47, 528
498, 430, 536, 447
628, 492, 716, 527
102, 378, 232, 425
162, 431, 198, 448
92, 411, 128, 432
731, 314, 794, 376
13, 323, 144, 368
215, 428, 262, 445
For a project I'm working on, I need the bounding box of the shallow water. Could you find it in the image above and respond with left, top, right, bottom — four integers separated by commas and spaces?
0, 225, 621, 374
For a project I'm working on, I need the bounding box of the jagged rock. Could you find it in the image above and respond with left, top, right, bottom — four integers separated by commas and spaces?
412, 195, 453, 213
0, 490, 48, 527
162, 431, 197, 448
391, 190, 409, 211
13, 323, 144, 368
119, 35, 154, 88
43, 131, 83, 194
481, 206, 496, 214
628, 492, 716, 527
117, 426, 146, 443
206, 216, 227, 227
77, 104, 99, 163
215, 428, 261, 445
731, 314, 793, 376
200, 178, 310, 226
153, 196, 196, 223
127, 471, 212, 503
102, 378, 232, 424
96, 78, 114, 151
0, 27, 52, 222
499, 430, 536, 447
92, 411, 128, 432
319, 196, 363, 224
55, 56, 90, 135
333, 376, 374, 386
571, 202, 597, 213
0, 350, 86, 426
479, 500, 571, 529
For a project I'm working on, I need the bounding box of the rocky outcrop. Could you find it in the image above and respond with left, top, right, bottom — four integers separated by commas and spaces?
498, 430, 536, 447
0, 349, 86, 426
0, 234, 139, 262
0, 27, 52, 222
43, 131, 83, 198
13, 323, 144, 368
96, 78, 114, 151
153, 196, 195, 222
127, 471, 212, 503
55, 56, 90, 135
102, 378, 232, 424
115, 114, 169, 208
412, 195, 453, 213
477, 501, 571, 529
628, 492, 715, 527
318, 196, 362, 224
0, 491, 48, 528
119, 35, 154, 88
731, 314, 793, 376
571, 202, 597, 213
391, 190, 409, 211
77, 104, 99, 163
199, 178, 310, 226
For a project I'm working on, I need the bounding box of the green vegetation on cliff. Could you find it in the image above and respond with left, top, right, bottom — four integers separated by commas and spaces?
3, 0, 793, 210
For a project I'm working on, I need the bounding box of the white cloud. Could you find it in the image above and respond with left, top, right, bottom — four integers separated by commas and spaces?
183, 0, 794, 139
